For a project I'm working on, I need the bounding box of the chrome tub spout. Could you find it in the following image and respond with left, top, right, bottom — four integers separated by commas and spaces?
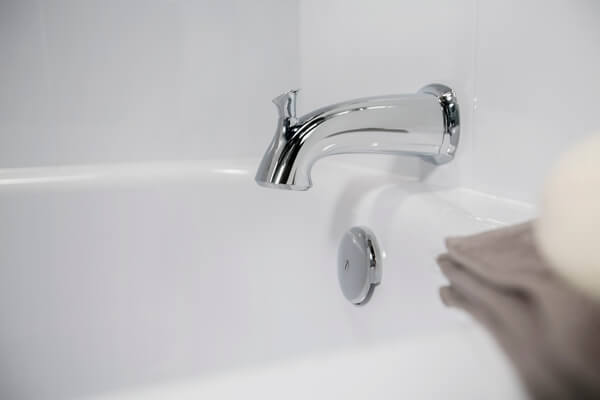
255, 83, 460, 190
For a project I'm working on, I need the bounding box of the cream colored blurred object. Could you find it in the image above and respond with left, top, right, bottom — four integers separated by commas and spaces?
535, 134, 600, 300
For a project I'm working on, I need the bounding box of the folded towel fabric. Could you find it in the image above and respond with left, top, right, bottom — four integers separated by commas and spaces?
438, 222, 600, 400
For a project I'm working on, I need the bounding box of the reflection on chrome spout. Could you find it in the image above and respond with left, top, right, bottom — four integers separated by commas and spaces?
255, 83, 460, 190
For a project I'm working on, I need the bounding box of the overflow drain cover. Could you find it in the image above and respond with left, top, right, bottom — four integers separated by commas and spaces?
338, 227, 382, 305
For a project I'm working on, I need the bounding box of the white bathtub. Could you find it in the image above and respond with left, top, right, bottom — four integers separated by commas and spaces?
0, 159, 533, 399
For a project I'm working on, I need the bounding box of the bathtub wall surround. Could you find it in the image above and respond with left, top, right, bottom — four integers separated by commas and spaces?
0, 0, 299, 167
2, 0, 600, 201
299, 0, 600, 202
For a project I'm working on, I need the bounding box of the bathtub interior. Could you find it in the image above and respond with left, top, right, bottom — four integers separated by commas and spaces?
0, 158, 534, 399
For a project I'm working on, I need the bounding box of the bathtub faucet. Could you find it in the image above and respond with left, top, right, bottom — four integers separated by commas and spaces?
255, 83, 460, 190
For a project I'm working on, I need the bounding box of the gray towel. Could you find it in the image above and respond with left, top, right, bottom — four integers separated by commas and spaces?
438, 222, 600, 400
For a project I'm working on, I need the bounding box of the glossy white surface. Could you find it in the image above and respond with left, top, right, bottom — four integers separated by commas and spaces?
3, 1, 600, 202
2, 2, 595, 395
299, 0, 477, 188
0, 0, 298, 167
299, 0, 600, 202
471, 0, 600, 202
0, 159, 533, 399
91, 328, 525, 400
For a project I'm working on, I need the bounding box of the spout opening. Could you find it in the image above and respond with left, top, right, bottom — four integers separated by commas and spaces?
254, 179, 310, 191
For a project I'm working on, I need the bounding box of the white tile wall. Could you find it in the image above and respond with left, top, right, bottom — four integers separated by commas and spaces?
2, 0, 599, 202
0, 0, 299, 167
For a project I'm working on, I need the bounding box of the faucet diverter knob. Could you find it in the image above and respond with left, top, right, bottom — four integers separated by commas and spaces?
272, 89, 299, 121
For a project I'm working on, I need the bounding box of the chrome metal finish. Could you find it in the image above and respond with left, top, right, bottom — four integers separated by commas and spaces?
338, 227, 382, 305
255, 84, 460, 190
